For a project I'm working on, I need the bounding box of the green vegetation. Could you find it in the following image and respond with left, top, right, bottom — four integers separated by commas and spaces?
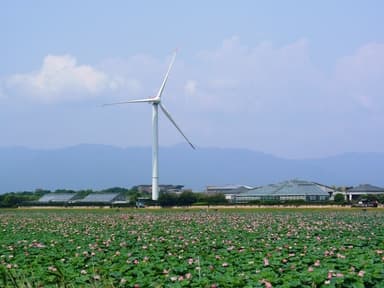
0, 192, 43, 208
2, 188, 384, 208
0, 209, 383, 287
333, 193, 346, 204
0, 187, 147, 208
158, 192, 227, 207
359, 194, 384, 203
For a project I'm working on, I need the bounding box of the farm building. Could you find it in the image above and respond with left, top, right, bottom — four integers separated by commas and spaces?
346, 184, 384, 201
36, 192, 127, 206
136, 184, 184, 194
206, 185, 254, 194
233, 179, 332, 203
38, 193, 77, 203
206, 185, 254, 201
77, 193, 126, 204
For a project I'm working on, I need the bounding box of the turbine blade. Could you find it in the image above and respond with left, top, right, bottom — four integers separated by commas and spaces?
156, 49, 177, 99
102, 98, 154, 106
160, 103, 195, 149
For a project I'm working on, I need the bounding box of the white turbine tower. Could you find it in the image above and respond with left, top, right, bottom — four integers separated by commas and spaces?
104, 50, 195, 201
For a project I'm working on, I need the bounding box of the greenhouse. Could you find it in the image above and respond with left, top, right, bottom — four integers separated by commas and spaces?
233, 179, 332, 203
38, 193, 77, 203
77, 193, 126, 204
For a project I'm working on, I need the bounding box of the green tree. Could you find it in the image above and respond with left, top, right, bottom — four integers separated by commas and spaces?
177, 191, 197, 206
0, 193, 25, 208
364, 194, 379, 202
158, 192, 178, 207
102, 187, 129, 194
54, 189, 76, 194
334, 193, 345, 204
205, 193, 228, 205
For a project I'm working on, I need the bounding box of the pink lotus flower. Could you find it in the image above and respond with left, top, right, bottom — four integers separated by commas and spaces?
185, 273, 192, 279
260, 279, 273, 288
31, 242, 46, 248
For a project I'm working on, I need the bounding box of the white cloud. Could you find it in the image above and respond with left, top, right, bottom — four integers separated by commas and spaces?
6, 55, 123, 102
187, 37, 322, 113
333, 42, 384, 110
170, 37, 384, 157
184, 80, 197, 96
185, 38, 384, 118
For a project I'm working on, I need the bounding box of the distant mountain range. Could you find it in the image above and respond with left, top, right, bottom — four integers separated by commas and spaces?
0, 144, 383, 193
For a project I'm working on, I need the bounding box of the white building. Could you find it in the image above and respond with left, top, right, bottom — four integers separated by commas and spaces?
346, 184, 384, 201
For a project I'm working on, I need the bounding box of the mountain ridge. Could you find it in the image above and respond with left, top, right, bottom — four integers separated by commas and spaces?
0, 144, 383, 193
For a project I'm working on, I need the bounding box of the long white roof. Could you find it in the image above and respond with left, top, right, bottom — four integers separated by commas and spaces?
238, 179, 330, 197
38, 193, 76, 202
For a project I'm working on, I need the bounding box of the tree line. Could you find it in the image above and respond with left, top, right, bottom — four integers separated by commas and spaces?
157, 191, 227, 207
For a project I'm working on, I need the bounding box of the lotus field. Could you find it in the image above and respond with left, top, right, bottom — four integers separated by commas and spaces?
0, 209, 384, 287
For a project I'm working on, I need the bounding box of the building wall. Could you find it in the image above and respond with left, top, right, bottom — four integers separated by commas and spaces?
234, 194, 329, 204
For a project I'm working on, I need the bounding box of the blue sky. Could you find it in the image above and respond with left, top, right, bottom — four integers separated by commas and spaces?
1, 0, 383, 158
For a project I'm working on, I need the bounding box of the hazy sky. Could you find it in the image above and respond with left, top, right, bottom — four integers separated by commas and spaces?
1, 1, 383, 158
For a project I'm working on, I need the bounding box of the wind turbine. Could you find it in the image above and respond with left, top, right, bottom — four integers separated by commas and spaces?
104, 50, 195, 201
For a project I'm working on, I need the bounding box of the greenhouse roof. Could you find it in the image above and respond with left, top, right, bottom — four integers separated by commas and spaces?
347, 184, 384, 193
38, 193, 76, 203
238, 179, 330, 197
79, 193, 121, 203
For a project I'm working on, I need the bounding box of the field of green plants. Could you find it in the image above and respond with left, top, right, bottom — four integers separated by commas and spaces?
0, 208, 383, 287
